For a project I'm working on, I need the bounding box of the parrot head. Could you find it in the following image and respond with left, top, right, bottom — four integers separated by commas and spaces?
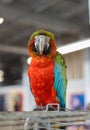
28, 29, 57, 57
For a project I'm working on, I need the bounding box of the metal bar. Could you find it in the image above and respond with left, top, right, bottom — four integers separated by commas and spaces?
0, 111, 89, 120
0, 111, 89, 130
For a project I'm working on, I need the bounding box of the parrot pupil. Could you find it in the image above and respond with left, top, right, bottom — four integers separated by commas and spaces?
43, 44, 51, 55
32, 44, 39, 54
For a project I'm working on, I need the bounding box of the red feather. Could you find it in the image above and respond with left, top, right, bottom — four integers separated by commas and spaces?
28, 56, 59, 106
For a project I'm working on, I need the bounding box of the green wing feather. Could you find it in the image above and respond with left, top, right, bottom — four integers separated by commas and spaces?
54, 51, 67, 108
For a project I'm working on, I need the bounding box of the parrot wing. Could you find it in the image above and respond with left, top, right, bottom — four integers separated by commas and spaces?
54, 51, 67, 108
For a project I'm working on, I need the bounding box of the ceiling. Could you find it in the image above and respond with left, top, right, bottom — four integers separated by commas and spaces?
0, 0, 90, 56
0, 0, 90, 86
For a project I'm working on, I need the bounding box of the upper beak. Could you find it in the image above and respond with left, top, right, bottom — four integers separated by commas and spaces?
35, 35, 50, 55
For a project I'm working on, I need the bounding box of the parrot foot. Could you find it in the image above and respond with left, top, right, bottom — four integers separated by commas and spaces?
33, 103, 60, 111
33, 106, 46, 111
45, 103, 60, 111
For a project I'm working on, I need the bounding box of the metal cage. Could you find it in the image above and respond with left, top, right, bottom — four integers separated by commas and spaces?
0, 110, 90, 130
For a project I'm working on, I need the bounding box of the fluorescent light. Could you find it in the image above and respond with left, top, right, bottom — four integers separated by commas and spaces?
57, 38, 90, 54
0, 17, 4, 24
0, 77, 4, 82
0, 70, 4, 82
0, 70, 4, 76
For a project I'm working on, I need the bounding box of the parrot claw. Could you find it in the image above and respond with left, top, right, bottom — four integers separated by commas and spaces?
33, 103, 63, 111
33, 106, 46, 111
45, 103, 60, 111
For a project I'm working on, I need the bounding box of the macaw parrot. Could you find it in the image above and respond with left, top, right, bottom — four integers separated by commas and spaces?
28, 29, 67, 109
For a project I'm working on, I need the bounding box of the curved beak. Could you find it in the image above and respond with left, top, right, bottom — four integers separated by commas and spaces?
35, 35, 50, 54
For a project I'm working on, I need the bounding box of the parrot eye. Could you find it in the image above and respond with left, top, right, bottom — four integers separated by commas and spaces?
43, 44, 51, 54
35, 40, 39, 51
32, 43, 39, 54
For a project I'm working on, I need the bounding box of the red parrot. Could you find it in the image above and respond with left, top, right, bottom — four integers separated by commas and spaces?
28, 30, 67, 109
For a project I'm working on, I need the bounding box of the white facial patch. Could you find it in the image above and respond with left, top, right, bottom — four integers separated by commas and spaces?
35, 35, 50, 54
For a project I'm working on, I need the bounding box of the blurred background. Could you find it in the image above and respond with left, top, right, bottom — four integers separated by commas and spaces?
0, 0, 90, 111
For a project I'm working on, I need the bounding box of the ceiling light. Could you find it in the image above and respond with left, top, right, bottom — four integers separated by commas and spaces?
0, 77, 4, 82
0, 70, 4, 82
0, 70, 4, 76
57, 38, 90, 54
0, 17, 4, 24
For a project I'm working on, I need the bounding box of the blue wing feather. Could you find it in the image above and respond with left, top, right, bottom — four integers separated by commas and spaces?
54, 51, 67, 108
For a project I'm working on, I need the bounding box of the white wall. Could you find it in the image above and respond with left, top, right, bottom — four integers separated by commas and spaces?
66, 48, 90, 109
83, 49, 90, 105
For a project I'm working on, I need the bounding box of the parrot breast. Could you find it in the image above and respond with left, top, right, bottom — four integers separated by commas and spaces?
28, 56, 59, 106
